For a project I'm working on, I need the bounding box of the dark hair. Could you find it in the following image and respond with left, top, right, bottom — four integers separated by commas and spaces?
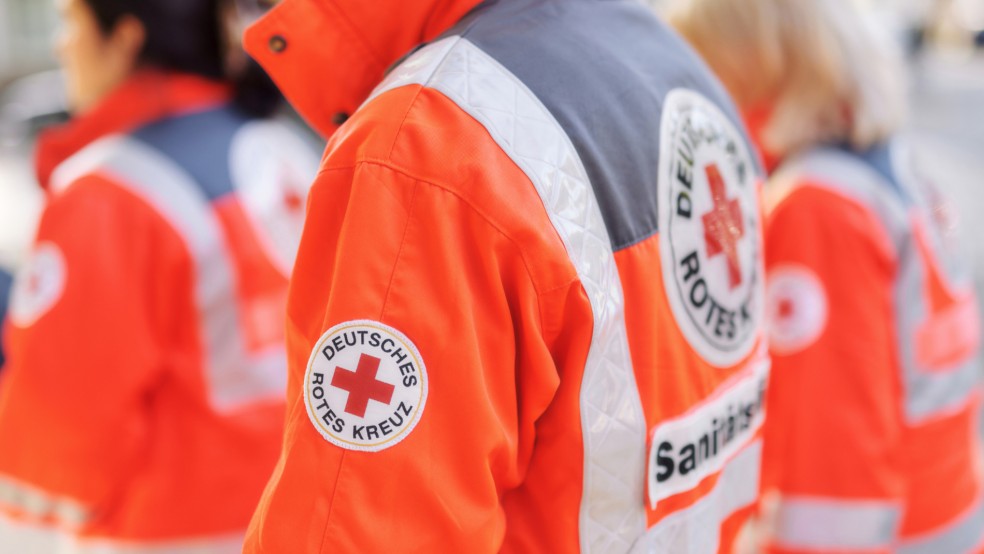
83, 0, 282, 117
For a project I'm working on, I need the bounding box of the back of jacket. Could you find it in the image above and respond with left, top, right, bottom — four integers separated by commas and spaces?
0, 73, 321, 552
243, 0, 768, 552
762, 141, 984, 553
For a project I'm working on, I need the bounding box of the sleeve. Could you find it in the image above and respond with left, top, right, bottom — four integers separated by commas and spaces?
0, 176, 177, 534
244, 160, 570, 553
761, 184, 905, 554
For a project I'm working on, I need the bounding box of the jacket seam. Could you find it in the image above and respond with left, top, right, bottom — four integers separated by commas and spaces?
317, 160, 565, 296
379, 181, 420, 321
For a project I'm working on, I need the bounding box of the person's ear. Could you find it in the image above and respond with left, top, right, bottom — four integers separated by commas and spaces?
109, 14, 146, 68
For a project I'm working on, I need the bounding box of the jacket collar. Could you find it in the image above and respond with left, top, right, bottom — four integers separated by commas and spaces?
244, 0, 481, 139
35, 71, 231, 190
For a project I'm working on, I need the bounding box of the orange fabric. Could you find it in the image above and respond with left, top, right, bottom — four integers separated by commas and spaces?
245, 84, 585, 553
0, 73, 286, 542
762, 181, 982, 552
243, 0, 480, 138
213, 198, 290, 352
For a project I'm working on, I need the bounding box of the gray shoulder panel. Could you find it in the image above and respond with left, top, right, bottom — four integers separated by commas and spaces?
449, 0, 754, 250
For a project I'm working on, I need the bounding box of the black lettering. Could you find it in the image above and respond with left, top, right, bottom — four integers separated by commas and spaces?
333, 418, 345, 433
398, 401, 413, 417
677, 160, 694, 191
690, 278, 708, 308
399, 362, 415, 376
312, 385, 325, 400
704, 297, 719, 325
369, 332, 382, 347
676, 190, 693, 218
381, 339, 395, 354
391, 347, 408, 365
379, 420, 393, 436
352, 425, 366, 440
678, 126, 695, 166
679, 444, 697, 475
698, 433, 711, 463
388, 411, 405, 428
321, 345, 335, 362
313, 373, 325, 385
680, 252, 701, 282
366, 425, 381, 440
742, 403, 754, 430
332, 336, 344, 354
656, 442, 675, 482
403, 375, 418, 388
320, 407, 336, 427
344, 332, 357, 347
357, 330, 369, 344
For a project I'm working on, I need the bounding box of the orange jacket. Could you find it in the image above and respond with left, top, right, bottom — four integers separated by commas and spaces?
0, 72, 320, 551
243, 0, 770, 552
761, 143, 984, 553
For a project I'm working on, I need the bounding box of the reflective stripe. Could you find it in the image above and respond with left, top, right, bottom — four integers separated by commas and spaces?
899, 497, 984, 554
770, 145, 981, 423
0, 512, 244, 554
769, 495, 901, 551
50, 135, 287, 412
369, 37, 649, 552
767, 147, 910, 258
0, 475, 88, 528
630, 441, 761, 554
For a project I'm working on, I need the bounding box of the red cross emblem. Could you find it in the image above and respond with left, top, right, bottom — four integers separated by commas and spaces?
331, 354, 395, 418
777, 298, 794, 319
702, 164, 745, 289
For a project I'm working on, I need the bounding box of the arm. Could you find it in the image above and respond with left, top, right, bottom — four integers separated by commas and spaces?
245, 159, 571, 553
0, 176, 178, 535
761, 184, 904, 554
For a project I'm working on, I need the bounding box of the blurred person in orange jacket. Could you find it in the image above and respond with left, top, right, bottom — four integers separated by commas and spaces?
0, 0, 320, 550
670, 1, 984, 552
238, 0, 772, 551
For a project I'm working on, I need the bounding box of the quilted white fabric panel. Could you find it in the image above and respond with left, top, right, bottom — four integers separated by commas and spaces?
369, 37, 649, 552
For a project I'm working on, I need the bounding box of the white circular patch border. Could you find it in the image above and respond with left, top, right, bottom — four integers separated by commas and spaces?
766, 264, 829, 355
657, 88, 764, 367
303, 319, 428, 453
9, 242, 67, 328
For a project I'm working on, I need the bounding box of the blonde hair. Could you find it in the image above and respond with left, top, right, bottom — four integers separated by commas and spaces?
665, 0, 906, 157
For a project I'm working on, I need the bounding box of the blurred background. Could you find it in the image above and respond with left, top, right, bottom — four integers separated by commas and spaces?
0, 0, 983, 300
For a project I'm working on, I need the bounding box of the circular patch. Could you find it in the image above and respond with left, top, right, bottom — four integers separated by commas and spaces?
9, 242, 66, 328
766, 264, 828, 355
304, 320, 427, 452
658, 89, 764, 367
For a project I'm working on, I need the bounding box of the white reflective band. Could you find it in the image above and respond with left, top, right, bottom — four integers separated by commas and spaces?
50, 135, 287, 412
0, 512, 244, 554
898, 497, 984, 554
0, 475, 88, 528
770, 495, 901, 551
369, 37, 649, 552
767, 147, 909, 253
631, 441, 761, 554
